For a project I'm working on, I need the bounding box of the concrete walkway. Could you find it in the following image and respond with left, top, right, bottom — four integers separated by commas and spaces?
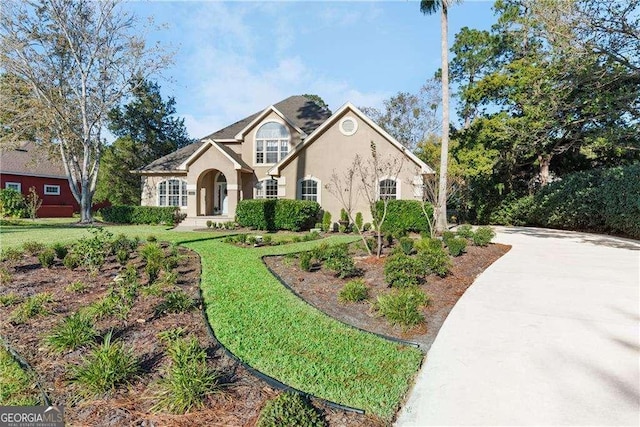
396, 227, 640, 426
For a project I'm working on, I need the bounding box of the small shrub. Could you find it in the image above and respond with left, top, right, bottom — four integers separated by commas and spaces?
147, 235, 157, 242
116, 249, 129, 265
38, 248, 55, 268
456, 224, 474, 239
376, 200, 431, 235
338, 279, 368, 303
0, 188, 25, 218
441, 231, 456, 245
398, 237, 415, 255
363, 222, 371, 232
157, 327, 186, 344
472, 226, 495, 246
299, 251, 313, 272
110, 234, 138, 255
84, 295, 119, 320
9, 293, 52, 324
321, 211, 331, 232
66, 281, 88, 293
152, 337, 220, 414
156, 290, 195, 315
206, 220, 213, 228
46, 312, 97, 353
257, 392, 326, 427
51, 243, 68, 260
384, 253, 424, 288
416, 239, 451, 277
146, 261, 162, 284
1, 247, 24, 263
63, 253, 81, 270
100, 205, 178, 225
446, 237, 467, 257
72, 228, 114, 271
376, 287, 429, 331
263, 235, 272, 245
23, 241, 45, 255
0, 267, 12, 286
354, 212, 363, 231
70, 331, 138, 396
247, 235, 257, 245
0, 292, 19, 306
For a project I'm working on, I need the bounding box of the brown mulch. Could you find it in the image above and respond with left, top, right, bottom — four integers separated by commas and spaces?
264, 242, 511, 350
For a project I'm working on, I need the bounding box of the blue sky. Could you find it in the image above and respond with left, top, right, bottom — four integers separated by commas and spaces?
125, 0, 498, 139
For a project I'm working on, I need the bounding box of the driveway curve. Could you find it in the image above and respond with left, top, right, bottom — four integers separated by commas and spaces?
397, 226, 640, 426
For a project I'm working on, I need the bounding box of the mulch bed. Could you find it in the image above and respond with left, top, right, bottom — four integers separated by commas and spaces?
264, 241, 511, 350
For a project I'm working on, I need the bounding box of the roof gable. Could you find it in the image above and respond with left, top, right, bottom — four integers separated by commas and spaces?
268, 103, 435, 176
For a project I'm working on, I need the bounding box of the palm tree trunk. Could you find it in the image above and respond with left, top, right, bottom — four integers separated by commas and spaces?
436, 4, 450, 233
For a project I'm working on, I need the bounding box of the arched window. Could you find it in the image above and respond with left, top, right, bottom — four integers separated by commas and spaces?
255, 179, 278, 199
379, 179, 397, 200
158, 179, 187, 207
298, 178, 320, 203
256, 122, 290, 164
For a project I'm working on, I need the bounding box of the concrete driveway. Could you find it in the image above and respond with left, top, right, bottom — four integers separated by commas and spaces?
396, 227, 640, 426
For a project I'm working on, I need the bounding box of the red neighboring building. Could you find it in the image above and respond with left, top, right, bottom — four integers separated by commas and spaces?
0, 142, 78, 217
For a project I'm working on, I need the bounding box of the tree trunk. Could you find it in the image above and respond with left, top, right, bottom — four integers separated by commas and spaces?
538, 154, 552, 187
436, 5, 450, 234
80, 183, 93, 223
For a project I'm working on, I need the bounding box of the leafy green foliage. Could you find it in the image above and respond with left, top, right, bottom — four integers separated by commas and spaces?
354, 212, 363, 231
46, 312, 97, 353
338, 279, 368, 303
0, 292, 19, 306
62, 253, 81, 270
22, 241, 45, 255
376, 200, 431, 235
9, 293, 52, 324
70, 331, 138, 396
376, 287, 429, 331
51, 243, 68, 260
37, 248, 55, 268
236, 199, 321, 231
1, 247, 23, 263
384, 253, 424, 288
152, 336, 220, 414
257, 392, 326, 427
155, 290, 195, 315
66, 281, 88, 293
71, 227, 114, 271
321, 211, 331, 232
299, 251, 313, 272
0, 188, 25, 218
0, 347, 39, 405
100, 205, 179, 225
472, 226, 495, 246
456, 224, 474, 239
398, 237, 415, 255
446, 237, 467, 257
415, 238, 451, 277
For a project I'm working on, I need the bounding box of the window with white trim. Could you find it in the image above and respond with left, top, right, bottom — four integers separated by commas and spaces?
44, 185, 60, 195
298, 178, 319, 202
255, 179, 278, 199
256, 122, 290, 164
158, 179, 187, 207
4, 182, 21, 192
379, 179, 397, 200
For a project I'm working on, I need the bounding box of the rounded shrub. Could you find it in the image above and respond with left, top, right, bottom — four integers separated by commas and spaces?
38, 248, 56, 268
446, 237, 467, 257
63, 253, 81, 270
472, 226, 495, 246
257, 392, 326, 427
376, 287, 429, 331
384, 253, 424, 288
51, 243, 68, 260
299, 251, 313, 272
338, 279, 368, 303
415, 238, 451, 277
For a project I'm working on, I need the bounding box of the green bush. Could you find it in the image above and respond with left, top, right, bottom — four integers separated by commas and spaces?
51, 243, 68, 260
441, 231, 456, 244
321, 211, 331, 232
9, 293, 52, 324
257, 392, 326, 427
384, 253, 424, 288
299, 251, 313, 272
363, 222, 372, 232
489, 194, 534, 226
376, 287, 429, 331
71, 228, 114, 271
317, 244, 360, 278
472, 226, 495, 246
456, 224, 474, 239
376, 200, 432, 235
46, 312, 97, 353
236, 199, 320, 231
398, 237, 415, 255
0, 188, 25, 218
416, 238, 451, 277
1, 247, 23, 263
446, 237, 467, 257
63, 253, 81, 270
355, 212, 363, 231
38, 248, 55, 268
100, 205, 179, 225
338, 279, 368, 303
23, 241, 45, 255
70, 331, 138, 396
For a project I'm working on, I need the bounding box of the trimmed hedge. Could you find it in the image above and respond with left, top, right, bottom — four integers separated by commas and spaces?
100, 205, 179, 225
490, 164, 640, 239
376, 200, 432, 235
236, 199, 320, 231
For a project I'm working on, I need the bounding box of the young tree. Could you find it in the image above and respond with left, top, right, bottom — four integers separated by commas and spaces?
420, 0, 463, 233
0, 0, 171, 222
25, 186, 43, 220
95, 79, 193, 205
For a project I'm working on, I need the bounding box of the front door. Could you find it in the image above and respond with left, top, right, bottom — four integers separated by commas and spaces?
215, 174, 228, 215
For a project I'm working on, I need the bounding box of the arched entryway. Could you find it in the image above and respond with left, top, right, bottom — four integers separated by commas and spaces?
196, 169, 228, 216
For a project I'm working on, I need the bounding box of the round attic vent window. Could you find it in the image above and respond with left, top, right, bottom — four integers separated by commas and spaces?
339, 117, 358, 136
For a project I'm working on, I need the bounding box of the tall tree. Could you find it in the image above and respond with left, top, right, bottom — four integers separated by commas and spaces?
420, 0, 462, 233
96, 79, 193, 205
0, 0, 171, 222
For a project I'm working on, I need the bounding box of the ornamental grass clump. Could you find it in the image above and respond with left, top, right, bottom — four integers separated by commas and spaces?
155, 290, 195, 315
338, 279, 368, 303
152, 336, 221, 414
376, 287, 429, 331
257, 392, 326, 427
9, 293, 52, 324
70, 331, 138, 397
46, 312, 97, 353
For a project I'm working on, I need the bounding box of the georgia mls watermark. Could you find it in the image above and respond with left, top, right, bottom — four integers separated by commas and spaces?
0, 406, 64, 427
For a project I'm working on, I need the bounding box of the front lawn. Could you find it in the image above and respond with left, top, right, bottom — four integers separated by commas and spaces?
188, 236, 423, 420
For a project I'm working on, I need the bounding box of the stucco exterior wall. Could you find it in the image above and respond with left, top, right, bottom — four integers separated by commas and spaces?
140, 173, 188, 209
277, 107, 424, 223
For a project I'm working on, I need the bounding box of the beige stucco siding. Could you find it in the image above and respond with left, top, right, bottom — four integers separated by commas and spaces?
277, 108, 424, 223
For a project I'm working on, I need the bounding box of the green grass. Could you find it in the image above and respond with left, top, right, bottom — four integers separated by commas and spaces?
186, 236, 423, 420
46, 312, 98, 353
0, 346, 40, 405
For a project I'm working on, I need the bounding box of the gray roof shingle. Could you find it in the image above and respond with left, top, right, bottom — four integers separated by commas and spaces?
0, 142, 67, 178
138, 95, 331, 172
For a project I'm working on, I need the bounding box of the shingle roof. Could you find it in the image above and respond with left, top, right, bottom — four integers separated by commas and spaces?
138, 95, 331, 172
0, 142, 67, 178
